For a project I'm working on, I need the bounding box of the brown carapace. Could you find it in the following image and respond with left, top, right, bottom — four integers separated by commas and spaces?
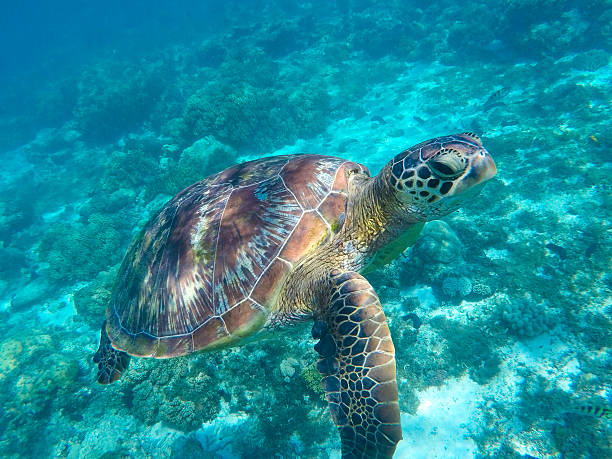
94, 133, 496, 458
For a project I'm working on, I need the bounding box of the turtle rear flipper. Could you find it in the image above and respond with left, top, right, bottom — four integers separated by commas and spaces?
314, 270, 401, 459
93, 320, 131, 384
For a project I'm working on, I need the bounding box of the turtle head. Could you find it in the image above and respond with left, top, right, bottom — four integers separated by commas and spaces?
386, 132, 497, 221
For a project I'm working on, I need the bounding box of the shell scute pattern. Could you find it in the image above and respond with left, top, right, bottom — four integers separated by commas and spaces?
107, 154, 363, 357
281, 155, 339, 209
212, 178, 303, 311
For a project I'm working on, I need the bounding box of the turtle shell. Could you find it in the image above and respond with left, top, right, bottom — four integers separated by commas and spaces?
106, 154, 369, 358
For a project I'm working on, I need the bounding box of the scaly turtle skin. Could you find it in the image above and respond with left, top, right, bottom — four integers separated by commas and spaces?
94, 132, 496, 458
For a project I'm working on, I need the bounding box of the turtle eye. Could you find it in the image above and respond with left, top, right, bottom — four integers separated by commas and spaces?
429, 148, 467, 179
346, 167, 361, 177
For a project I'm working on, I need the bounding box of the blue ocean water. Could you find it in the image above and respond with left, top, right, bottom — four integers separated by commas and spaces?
0, 1, 610, 458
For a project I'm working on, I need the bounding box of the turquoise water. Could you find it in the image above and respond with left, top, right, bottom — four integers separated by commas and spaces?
1, 1, 611, 458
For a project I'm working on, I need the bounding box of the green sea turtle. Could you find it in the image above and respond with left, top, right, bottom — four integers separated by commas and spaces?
94, 132, 496, 458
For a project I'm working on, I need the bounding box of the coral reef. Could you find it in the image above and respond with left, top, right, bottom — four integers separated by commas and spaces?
99, 136, 167, 197
301, 363, 326, 399
399, 220, 466, 290
471, 282, 493, 298
73, 269, 117, 327
73, 60, 167, 142
163, 136, 237, 191
36, 214, 124, 284
441, 275, 473, 299
0, 330, 83, 456
180, 81, 330, 153
123, 357, 221, 432
495, 294, 559, 339
1, 0, 611, 457
279, 357, 299, 381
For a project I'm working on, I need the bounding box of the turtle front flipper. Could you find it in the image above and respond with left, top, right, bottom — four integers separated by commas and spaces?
93, 320, 131, 384
314, 270, 401, 459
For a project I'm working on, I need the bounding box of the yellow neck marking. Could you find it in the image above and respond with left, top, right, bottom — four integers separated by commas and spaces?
361, 222, 425, 274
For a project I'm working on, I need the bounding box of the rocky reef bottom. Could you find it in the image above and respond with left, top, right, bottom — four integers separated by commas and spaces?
1, 7, 611, 456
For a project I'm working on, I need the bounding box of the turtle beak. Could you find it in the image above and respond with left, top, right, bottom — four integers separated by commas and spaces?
478, 151, 497, 181
450, 149, 496, 196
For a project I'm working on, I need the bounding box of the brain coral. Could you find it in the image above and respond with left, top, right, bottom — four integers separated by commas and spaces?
441, 276, 473, 298
126, 358, 221, 432
496, 294, 558, 338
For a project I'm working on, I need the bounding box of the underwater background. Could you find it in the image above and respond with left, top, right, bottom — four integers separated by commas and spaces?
0, 0, 610, 457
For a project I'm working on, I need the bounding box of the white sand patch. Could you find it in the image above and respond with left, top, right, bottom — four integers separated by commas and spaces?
394, 330, 580, 458
485, 247, 509, 260
404, 284, 438, 310
0, 298, 9, 313
37, 292, 77, 326
42, 205, 67, 222
397, 375, 482, 459
499, 332, 577, 390
194, 409, 249, 458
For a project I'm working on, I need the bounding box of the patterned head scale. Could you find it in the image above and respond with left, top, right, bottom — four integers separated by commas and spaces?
387, 132, 496, 219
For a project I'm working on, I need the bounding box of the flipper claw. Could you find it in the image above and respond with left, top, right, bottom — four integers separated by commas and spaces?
94, 320, 131, 384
